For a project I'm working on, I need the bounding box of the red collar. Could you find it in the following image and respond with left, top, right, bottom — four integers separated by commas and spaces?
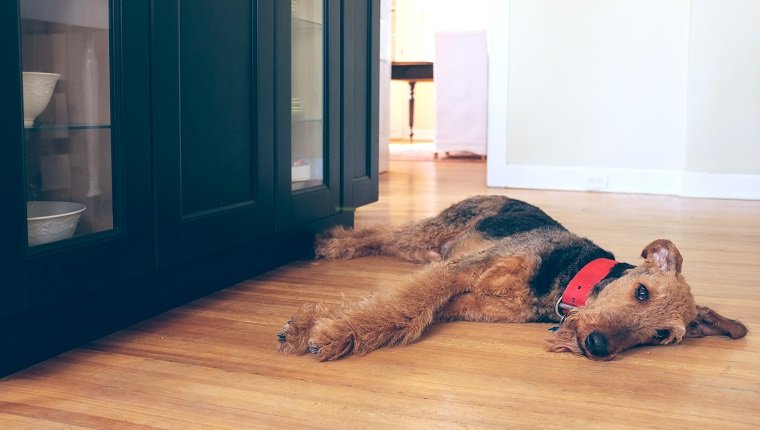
555, 258, 618, 318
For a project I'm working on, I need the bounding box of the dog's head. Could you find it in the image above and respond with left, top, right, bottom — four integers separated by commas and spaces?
547, 239, 747, 360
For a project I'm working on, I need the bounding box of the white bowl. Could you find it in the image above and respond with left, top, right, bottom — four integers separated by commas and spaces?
292, 164, 311, 182
27, 201, 86, 246
22, 72, 61, 128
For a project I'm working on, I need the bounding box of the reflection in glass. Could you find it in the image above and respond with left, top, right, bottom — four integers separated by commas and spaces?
291, 0, 324, 190
20, 0, 113, 246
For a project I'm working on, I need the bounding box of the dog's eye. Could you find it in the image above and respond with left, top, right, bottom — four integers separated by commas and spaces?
635, 284, 649, 301
655, 329, 670, 340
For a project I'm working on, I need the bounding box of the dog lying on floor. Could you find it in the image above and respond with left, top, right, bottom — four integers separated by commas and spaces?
277, 195, 747, 361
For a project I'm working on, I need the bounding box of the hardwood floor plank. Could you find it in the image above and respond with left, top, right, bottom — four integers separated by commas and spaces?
1, 160, 759, 429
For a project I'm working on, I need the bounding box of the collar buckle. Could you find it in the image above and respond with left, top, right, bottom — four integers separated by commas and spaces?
554, 296, 575, 322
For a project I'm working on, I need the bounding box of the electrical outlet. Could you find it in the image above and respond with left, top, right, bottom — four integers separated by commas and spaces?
587, 174, 609, 190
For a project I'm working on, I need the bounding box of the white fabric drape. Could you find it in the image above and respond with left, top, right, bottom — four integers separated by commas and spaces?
434, 31, 488, 155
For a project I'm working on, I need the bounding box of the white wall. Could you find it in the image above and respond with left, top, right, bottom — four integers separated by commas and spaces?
682, 0, 760, 198
487, 0, 760, 199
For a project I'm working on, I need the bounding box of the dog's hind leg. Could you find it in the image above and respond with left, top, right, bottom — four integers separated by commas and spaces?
315, 223, 449, 263
315, 196, 507, 263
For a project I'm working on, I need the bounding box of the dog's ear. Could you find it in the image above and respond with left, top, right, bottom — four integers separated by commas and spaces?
686, 305, 748, 339
641, 239, 683, 273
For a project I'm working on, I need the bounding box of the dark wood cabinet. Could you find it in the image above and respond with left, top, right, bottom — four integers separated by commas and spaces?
0, 0, 378, 376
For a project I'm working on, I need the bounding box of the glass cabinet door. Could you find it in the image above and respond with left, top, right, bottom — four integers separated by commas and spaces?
291, 0, 325, 190
20, 0, 113, 247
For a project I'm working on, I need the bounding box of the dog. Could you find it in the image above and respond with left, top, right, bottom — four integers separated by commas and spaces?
277, 195, 747, 361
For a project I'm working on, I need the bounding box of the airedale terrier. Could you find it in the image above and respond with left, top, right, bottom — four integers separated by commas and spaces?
277, 195, 747, 361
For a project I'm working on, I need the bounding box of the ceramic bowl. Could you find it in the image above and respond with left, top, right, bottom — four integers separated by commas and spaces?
27, 201, 86, 246
22, 71, 61, 127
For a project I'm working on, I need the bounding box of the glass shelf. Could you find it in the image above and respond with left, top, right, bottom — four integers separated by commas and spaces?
292, 118, 323, 125
25, 123, 111, 132
293, 16, 323, 27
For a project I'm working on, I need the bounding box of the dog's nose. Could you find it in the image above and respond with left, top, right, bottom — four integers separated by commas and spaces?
584, 331, 609, 357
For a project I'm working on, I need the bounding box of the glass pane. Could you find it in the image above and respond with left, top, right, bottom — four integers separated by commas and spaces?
291, 0, 324, 190
20, 0, 114, 246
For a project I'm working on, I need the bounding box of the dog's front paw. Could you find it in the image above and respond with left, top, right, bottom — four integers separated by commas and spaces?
308, 319, 356, 361
277, 304, 323, 355
277, 320, 311, 355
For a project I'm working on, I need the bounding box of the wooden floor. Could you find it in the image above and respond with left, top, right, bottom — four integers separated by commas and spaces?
2, 160, 759, 429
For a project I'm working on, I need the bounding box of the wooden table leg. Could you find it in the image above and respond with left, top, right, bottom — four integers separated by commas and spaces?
408, 80, 416, 142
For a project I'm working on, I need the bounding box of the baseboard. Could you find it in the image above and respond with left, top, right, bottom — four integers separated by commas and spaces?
681, 172, 760, 200
488, 164, 683, 195
487, 164, 760, 200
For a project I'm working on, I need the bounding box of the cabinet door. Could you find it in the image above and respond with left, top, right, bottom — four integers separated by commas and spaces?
342, 0, 379, 209
152, 0, 275, 267
1, 0, 153, 312
275, 0, 341, 228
